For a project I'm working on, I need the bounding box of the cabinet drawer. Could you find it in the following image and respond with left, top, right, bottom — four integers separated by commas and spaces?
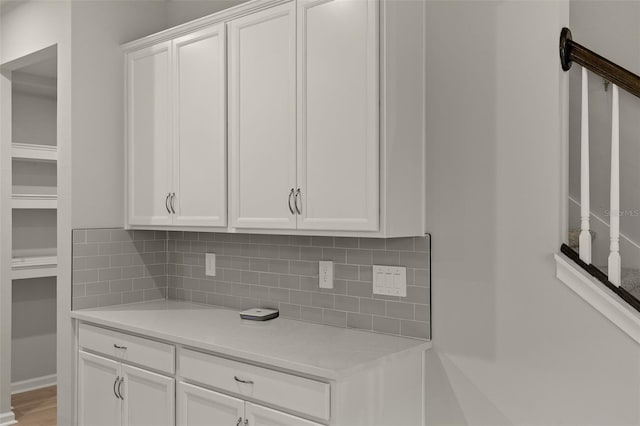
79, 322, 175, 374
180, 348, 330, 421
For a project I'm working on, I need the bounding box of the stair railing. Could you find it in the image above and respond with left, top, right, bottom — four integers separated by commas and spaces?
559, 27, 640, 287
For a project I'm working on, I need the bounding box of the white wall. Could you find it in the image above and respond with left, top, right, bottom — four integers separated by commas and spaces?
568, 1, 640, 270
166, 0, 248, 27
425, 1, 640, 425
11, 91, 57, 146
70, 1, 166, 229
11, 277, 56, 384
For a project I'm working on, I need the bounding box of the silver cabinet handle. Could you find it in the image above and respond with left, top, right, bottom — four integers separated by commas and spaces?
117, 377, 124, 400
113, 376, 120, 399
294, 188, 302, 214
170, 192, 176, 214
234, 375, 254, 385
244, 419, 248, 426
165, 193, 171, 214
288, 188, 295, 215
236, 418, 242, 426
113, 344, 127, 350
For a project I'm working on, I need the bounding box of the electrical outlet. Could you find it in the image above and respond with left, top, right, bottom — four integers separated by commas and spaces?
319, 261, 334, 289
205, 253, 216, 276
372, 265, 406, 297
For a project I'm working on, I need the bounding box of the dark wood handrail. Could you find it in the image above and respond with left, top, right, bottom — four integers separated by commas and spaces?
560, 27, 640, 99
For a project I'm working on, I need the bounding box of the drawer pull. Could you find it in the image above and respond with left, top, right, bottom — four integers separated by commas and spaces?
113, 344, 127, 350
113, 376, 120, 400
117, 377, 124, 400
233, 375, 254, 385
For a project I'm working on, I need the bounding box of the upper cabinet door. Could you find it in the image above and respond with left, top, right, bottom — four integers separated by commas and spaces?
127, 41, 173, 226
77, 351, 122, 426
297, 0, 379, 231
228, 2, 297, 229
121, 364, 175, 426
177, 382, 244, 426
172, 24, 227, 227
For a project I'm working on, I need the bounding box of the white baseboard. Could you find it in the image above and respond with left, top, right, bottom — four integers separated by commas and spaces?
11, 374, 56, 395
0, 411, 17, 426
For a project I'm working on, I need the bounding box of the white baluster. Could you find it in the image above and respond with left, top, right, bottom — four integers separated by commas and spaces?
608, 84, 621, 286
579, 67, 592, 264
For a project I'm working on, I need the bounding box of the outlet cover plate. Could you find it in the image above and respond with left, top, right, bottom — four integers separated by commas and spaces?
205, 253, 216, 276
372, 265, 406, 297
319, 261, 334, 289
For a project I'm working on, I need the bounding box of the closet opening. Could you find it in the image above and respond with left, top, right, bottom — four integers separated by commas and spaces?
5, 46, 59, 425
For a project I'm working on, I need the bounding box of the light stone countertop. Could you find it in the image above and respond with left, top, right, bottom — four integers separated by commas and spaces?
71, 300, 431, 380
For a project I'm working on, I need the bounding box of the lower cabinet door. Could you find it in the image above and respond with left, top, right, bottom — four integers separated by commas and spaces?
78, 351, 122, 426
245, 403, 322, 426
121, 364, 175, 426
177, 382, 244, 426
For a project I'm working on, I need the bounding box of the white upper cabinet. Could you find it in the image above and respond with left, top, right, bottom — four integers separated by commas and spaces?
126, 24, 227, 228
172, 25, 227, 227
124, 0, 425, 237
296, 0, 379, 231
228, 2, 297, 229
127, 42, 172, 226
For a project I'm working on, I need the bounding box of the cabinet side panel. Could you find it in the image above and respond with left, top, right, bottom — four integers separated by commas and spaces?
334, 350, 424, 426
381, 0, 425, 237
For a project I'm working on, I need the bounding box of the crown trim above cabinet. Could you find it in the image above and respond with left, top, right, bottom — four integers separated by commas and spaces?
124, 0, 425, 238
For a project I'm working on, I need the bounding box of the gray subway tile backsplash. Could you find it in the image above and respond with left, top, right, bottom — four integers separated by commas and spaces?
72, 229, 431, 340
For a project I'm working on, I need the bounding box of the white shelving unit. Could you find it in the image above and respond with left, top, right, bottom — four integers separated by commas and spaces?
12, 143, 57, 162
12, 194, 57, 209
12, 255, 57, 279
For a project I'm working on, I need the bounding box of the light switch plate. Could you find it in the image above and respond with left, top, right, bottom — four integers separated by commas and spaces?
319, 261, 334, 289
205, 253, 216, 276
372, 265, 406, 297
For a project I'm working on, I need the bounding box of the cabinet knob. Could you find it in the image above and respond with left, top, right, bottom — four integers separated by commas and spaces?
113, 344, 127, 350
165, 193, 171, 214
236, 417, 242, 426
170, 192, 176, 214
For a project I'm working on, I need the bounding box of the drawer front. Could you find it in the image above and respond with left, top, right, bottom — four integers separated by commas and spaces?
180, 348, 330, 421
79, 322, 175, 374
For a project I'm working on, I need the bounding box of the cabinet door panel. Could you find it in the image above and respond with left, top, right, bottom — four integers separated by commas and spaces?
297, 0, 379, 231
177, 382, 244, 426
127, 42, 173, 226
173, 24, 227, 227
229, 2, 297, 229
78, 351, 121, 426
122, 364, 175, 426
245, 403, 322, 426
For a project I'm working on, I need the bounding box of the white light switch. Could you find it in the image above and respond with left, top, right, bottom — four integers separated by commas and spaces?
319, 261, 334, 289
372, 265, 406, 297
205, 253, 216, 277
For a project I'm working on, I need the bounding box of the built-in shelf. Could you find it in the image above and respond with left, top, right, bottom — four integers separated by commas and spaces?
12, 194, 57, 209
12, 255, 57, 280
12, 143, 57, 162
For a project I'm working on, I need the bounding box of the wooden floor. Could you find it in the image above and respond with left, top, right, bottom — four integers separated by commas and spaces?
11, 386, 56, 426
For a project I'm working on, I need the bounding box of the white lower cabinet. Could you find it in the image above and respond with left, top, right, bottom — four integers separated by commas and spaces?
177, 382, 321, 426
78, 352, 122, 426
122, 364, 175, 426
77, 350, 175, 426
245, 403, 322, 426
